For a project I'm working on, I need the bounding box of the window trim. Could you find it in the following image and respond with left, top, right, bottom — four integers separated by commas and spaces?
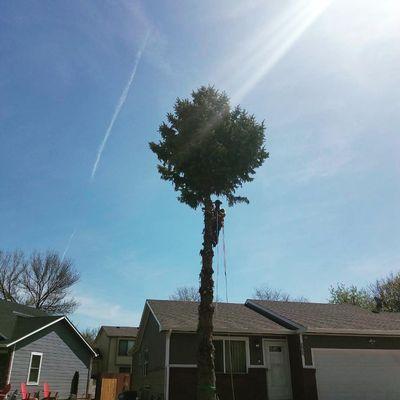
26, 352, 43, 385
213, 336, 250, 374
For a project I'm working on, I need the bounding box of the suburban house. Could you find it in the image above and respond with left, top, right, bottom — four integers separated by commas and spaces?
132, 299, 400, 400
0, 299, 97, 399
93, 326, 138, 375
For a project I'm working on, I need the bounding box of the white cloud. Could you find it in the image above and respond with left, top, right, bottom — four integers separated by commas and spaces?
72, 293, 141, 328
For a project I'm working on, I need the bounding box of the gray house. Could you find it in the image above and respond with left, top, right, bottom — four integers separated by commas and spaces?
132, 299, 400, 400
0, 299, 97, 399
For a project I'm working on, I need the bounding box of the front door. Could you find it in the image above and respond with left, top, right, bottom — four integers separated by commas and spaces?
264, 340, 293, 400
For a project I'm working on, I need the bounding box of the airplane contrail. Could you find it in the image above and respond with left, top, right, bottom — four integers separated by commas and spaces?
61, 229, 77, 261
91, 32, 150, 180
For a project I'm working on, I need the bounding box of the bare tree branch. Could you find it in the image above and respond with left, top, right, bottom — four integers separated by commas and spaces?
253, 285, 308, 302
0, 250, 25, 302
0, 249, 79, 315
22, 251, 79, 314
169, 286, 201, 301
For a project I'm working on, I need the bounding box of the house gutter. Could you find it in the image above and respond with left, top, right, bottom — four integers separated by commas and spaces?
245, 300, 305, 331
86, 356, 93, 397
6, 345, 15, 384
164, 329, 172, 400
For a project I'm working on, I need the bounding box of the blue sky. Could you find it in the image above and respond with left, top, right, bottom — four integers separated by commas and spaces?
1, 0, 399, 329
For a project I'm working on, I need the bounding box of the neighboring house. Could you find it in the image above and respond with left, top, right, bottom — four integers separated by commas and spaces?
93, 326, 138, 375
0, 299, 97, 399
132, 299, 400, 400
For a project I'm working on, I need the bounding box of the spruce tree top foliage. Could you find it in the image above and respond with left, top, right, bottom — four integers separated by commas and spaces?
149, 86, 268, 208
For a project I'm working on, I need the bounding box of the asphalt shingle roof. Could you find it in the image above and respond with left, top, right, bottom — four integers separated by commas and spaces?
0, 299, 50, 342
101, 326, 138, 337
0, 299, 97, 356
147, 300, 292, 334
249, 300, 400, 333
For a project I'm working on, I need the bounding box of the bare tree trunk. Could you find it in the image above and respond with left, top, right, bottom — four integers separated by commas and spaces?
197, 197, 217, 400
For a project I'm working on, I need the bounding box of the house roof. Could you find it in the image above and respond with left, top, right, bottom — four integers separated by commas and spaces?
101, 326, 138, 337
0, 299, 97, 355
246, 300, 400, 335
146, 299, 292, 335
0, 299, 49, 340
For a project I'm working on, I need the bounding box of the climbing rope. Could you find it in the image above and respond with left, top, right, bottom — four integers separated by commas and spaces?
215, 204, 220, 313
223, 226, 236, 400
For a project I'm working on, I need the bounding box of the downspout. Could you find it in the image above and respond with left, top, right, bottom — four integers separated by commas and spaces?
298, 332, 312, 368
164, 330, 172, 400
86, 356, 93, 397
6, 345, 15, 384
299, 333, 307, 368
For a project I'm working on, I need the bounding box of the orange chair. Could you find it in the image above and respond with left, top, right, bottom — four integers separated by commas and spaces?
20, 383, 30, 400
20, 383, 38, 400
43, 383, 58, 400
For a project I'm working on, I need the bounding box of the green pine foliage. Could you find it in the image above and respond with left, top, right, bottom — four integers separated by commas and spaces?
149, 86, 268, 208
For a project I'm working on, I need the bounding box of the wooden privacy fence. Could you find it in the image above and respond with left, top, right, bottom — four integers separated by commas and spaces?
96, 374, 131, 400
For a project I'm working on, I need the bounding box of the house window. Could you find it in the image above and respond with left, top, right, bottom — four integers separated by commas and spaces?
118, 340, 135, 356
213, 339, 247, 374
225, 340, 246, 373
27, 352, 43, 385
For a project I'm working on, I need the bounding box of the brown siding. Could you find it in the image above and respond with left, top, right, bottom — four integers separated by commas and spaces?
249, 336, 263, 365
303, 334, 400, 365
169, 367, 267, 400
170, 333, 284, 367
287, 335, 304, 399
132, 309, 166, 399
303, 368, 318, 400
170, 333, 198, 365
287, 335, 318, 400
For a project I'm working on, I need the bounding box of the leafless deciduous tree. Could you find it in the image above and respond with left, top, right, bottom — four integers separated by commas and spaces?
169, 286, 201, 301
0, 249, 79, 314
80, 327, 99, 346
253, 285, 308, 302
0, 250, 25, 302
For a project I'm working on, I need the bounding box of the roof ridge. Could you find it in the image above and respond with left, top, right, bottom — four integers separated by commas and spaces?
249, 299, 368, 307
147, 299, 246, 306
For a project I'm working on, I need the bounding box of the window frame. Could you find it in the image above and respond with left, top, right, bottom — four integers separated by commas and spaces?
26, 352, 43, 385
213, 336, 250, 374
118, 339, 135, 356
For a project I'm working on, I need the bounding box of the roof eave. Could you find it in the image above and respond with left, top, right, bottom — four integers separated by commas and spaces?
5, 316, 98, 357
306, 328, 400, 336
245, 300, 305, 331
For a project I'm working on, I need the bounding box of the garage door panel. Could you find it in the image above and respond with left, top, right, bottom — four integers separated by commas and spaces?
314, 348, 400, 400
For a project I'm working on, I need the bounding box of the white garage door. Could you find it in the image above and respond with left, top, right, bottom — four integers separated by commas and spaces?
314, 348, 400, 400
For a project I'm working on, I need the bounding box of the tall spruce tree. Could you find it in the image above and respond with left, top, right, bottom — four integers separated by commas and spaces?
150, 86, 267, 400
